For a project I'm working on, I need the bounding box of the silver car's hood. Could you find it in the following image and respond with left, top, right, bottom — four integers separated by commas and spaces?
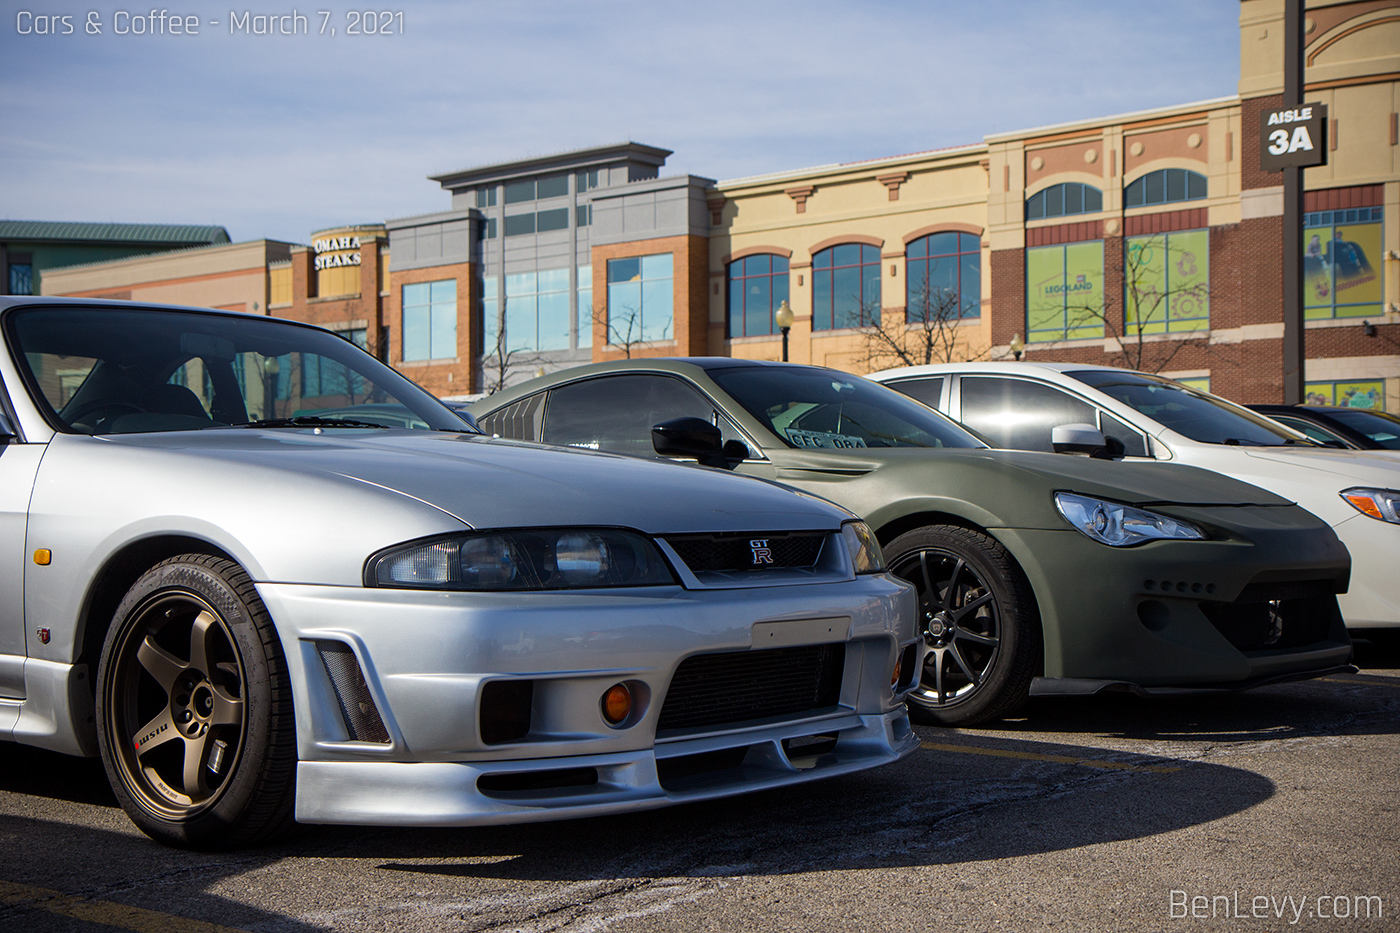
99, 429, 852, 534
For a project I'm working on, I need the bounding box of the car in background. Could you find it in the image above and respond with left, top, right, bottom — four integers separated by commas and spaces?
470, 358, 1354, 727
1247, 404, 1400, 453
869, 362, 1400, 634
0, 298, 920, 849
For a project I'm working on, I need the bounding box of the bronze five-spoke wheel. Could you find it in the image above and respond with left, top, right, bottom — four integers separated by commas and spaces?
886, 526, 1040, 726
96, 555, 297, 849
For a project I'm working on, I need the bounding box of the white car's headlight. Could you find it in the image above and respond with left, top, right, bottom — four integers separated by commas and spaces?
367, 529, 677, 590
841, 520, 886, 573
1054, 492, 1206, 547
1340, 487, 1400, 524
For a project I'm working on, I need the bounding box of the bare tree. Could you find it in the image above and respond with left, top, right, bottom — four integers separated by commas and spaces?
480, 301, 550, 394
592, 302, 671, 359
857, 279, 991, 371
1044, 233, 1218, 374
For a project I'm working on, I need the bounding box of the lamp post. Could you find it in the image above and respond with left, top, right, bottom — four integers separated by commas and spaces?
775, 300, 794, 362
1009, 333, 1024, 362
261, 355, 280, 419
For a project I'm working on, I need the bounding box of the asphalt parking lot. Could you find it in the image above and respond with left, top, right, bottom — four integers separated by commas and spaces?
2, 637, 1396, 933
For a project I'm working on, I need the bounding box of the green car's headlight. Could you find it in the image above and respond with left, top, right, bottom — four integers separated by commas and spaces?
841, 520, 886, 573
1054, 492, 1206, 547
1340, 487, 1400, 524
367, 529, 677, 590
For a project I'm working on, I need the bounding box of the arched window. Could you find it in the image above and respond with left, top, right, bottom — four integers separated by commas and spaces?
812, 244, 880, 330
1124, 169, 1207, 208
727, 254, 790, 338
906, 232, 981, 321
1025, 183, 1103, 221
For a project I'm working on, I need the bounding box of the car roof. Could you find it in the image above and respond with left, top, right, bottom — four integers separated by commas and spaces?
869, 361, 1132, 380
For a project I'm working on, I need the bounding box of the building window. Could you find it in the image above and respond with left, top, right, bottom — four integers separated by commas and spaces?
1306, 380, 1385, 410
476, 187, 497, 208
906, 232, 980, 321
1304, 206, 1383, 319
479, 217, 497, 239
480, 275, 500, 355
536, 174, 568, 199
1124, 169, 1207, 208
1174, 376, 1211, 393
504, 269, 571, 352
1124, 229, 1209, 334
1025, 241, 1104, 343
503, 213, 535, 237
402, 279, 457, 361
812, 244, 880, 330
503, 180, 535, 204
727, 254, 790, 338
577, 264, 593, 349
576, 204, 592, 227
536, 208, 569, 233
1025, 183, 1103, 221
607, 253, 674, 344
576, 169, 600, 192
8, 263, 33, 296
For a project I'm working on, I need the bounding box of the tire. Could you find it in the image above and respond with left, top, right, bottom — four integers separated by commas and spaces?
885, 526, 1040, 726
95, 555, 297, 849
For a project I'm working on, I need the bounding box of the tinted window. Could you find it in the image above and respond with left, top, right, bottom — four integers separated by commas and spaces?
1069, 370, 1312, 446
709, 367, 982, 450
1099, 410, 1149, 458
8, 306, 466, 435
959, 377, 1097, 451
1330, 410, 1400, 449
886, 377, 944, 409
541, 374, 736, 456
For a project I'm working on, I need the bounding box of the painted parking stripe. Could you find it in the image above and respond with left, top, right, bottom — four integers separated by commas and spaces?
0, 880, 248, 933
921, 741, 1183, 773
1323, 676, 1399, 687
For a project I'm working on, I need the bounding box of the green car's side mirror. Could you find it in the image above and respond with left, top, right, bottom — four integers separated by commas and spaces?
652, 417, 747, 469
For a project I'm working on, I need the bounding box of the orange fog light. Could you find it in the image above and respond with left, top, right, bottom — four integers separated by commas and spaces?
601, 683, 632, 725
891, 657, 902, 687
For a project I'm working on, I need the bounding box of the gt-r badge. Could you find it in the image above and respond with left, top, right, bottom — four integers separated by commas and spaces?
36, 628, 50, 645
750, 539, 773, 565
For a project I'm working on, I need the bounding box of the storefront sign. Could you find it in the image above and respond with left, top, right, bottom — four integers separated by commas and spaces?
1259, 104, 1327, 172
313, 234, 362, 271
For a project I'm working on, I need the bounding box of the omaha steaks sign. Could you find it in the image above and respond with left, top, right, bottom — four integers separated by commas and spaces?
1259, 104, 1328, 172
314, 234, 362, 271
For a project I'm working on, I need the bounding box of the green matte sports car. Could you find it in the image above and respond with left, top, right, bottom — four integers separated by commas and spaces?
469, 359, 1354, 725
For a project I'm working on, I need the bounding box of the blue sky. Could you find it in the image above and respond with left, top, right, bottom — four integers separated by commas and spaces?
1, 1, 1240, 244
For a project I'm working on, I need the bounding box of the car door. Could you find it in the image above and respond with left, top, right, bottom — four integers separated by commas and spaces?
950, 375, 1150, 457
0, 395, 43, 700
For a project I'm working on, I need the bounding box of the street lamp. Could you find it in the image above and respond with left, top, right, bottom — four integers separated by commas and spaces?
1009, 333, 1024, 362
775, 300, 794, 362
261, 355, 281, 419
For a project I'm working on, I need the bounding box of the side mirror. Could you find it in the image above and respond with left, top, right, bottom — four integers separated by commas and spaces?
454, 410, 481, 432
653, 417, 731, 468
1051, 423, 1118, 460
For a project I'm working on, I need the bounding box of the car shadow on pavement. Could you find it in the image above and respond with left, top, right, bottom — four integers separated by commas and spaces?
1, 727, 1272, 896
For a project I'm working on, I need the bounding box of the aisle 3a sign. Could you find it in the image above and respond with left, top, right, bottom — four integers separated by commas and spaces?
1259, 104, 1328, 172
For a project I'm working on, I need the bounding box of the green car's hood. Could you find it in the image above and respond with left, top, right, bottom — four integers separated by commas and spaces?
759, 447, 1293, 533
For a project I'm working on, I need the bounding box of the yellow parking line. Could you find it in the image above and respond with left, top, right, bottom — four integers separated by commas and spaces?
0, 880, 248, 933
921, 741, 1183, 773
1324, 676, 1399, 687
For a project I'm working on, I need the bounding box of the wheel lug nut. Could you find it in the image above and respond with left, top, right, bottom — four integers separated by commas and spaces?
181, 711, 192, 723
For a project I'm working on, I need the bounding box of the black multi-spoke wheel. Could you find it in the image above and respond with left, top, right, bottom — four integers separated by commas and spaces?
886, 526, 1040, 726
96, 555, 296, 849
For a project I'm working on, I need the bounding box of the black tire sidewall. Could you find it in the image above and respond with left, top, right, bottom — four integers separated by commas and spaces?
96, 555, 286, 848
886, 525, 1039, 725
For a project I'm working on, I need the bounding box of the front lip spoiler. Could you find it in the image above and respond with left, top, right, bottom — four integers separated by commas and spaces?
1030, 664, 1359, 698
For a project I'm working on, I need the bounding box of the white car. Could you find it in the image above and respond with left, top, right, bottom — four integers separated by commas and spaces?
868, 362, 1400, 632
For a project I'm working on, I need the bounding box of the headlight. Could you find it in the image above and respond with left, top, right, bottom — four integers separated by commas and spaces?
1054, 492, 1206, 547
1340, 487, 1400, 524
841, 520, 885, 573
367, 528, 677, 590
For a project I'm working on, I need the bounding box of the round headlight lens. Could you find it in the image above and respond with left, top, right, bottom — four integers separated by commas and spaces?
554, 532, 611, 584
460, 535, 520, 588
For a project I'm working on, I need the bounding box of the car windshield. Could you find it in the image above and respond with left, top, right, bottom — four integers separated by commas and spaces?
1328, 409, 1400, 449
1068, 370, 1316, 447
709, 365, 984, 449
7, 305, 472, 435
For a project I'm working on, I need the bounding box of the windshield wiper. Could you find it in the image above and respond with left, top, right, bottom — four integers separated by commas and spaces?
236, 416, 391, 429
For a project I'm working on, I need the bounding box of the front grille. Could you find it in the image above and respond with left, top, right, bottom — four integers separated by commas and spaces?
664, 532, 825, 574
657, 643, 845, 732
1200, 581, 1339, 651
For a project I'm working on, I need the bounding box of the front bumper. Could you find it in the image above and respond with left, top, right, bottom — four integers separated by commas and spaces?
254, 575, 920, 826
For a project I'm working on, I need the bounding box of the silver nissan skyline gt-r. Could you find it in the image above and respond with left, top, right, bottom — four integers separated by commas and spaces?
0, 297, 920, 849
